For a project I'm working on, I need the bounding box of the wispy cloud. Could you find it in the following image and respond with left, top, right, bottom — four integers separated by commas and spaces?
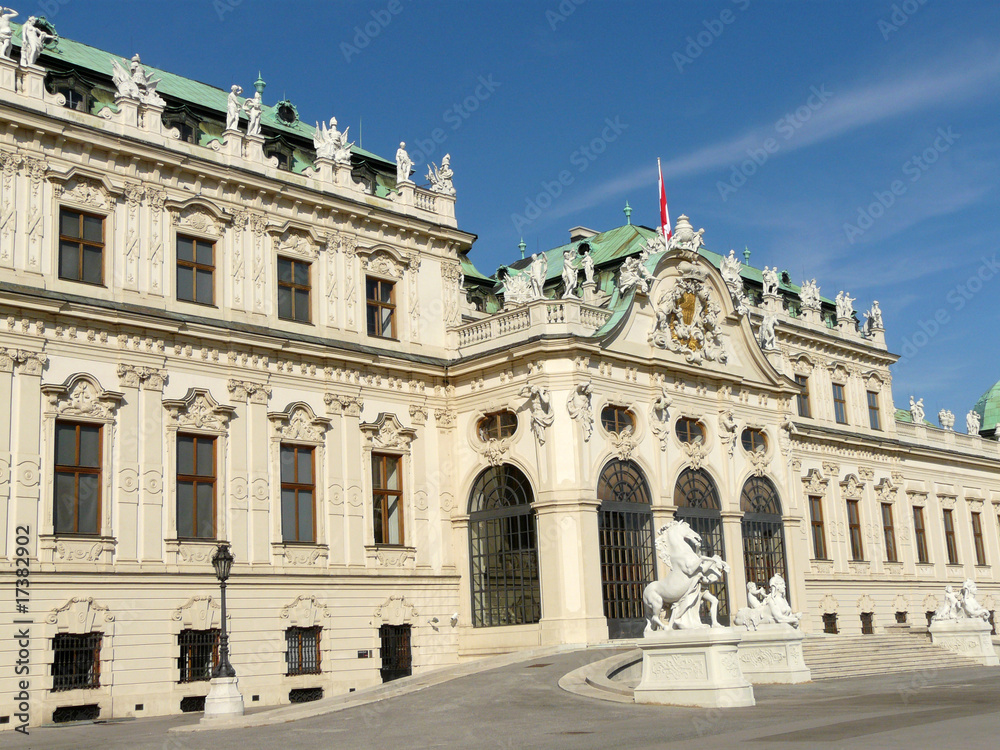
535, 51, 1000, 225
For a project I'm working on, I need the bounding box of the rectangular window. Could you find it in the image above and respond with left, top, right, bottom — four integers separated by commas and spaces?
372, 453, 403, 545
278, 257, 311, 322
943, 509, 959, 564
51, 633, 102, 691
280, 445, 315, 543
847, 499, 864, 561
971, 512, 987, 566
177, 629, 219, 683
366, 277, 396, 338
794, 374, 811, 418
832, 383, 848, 424
176, 235, 215, 305
881, 503, 898, 563
867, 391, 881, 430
176, 435, 216, 539
54, 421, 102, 535
59, 208, 104, 285
913, 506, 929, 563
285, 626, 321, 676
808, 496, 827, 559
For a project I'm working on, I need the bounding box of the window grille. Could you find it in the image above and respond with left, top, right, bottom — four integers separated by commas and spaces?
177, 629, 219, 683
674, 468, 730, 625
285, 627, 321, 676
822, 612, 838, 634
51, 633, 102, 691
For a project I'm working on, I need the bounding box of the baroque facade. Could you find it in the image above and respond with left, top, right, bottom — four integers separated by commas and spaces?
1, 20, 998, 729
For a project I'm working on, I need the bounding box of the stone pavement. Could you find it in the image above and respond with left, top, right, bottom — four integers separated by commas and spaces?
9, 649, 1000, 750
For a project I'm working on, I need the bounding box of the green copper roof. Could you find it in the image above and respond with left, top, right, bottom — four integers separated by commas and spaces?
14, 23, 390, 164
972, 380, 1000, 433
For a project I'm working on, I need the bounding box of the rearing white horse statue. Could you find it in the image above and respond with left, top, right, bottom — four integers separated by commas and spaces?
642, 519, 730, 633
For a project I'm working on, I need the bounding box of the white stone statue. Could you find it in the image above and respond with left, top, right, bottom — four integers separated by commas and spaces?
720, 249, 742, 286
560, 249, 578, 298
938, 409, 955, 431
799, 278, 821, 310
665, 214, 705, 258
835, 291, 856, 320
18, 15, 55, 68
909, 396, 925, 424
931, 585, 962, 622
242, 91, 263, 137
500, 268, 533, 307
735, 575, 802, 630
426, 153, 455, 195
758, 310, 778, 350
864, 300, 884, 333
719, 409, 737, 455
528, 253, 548, 300
650, 388, 672, 449
762, 266, 779, 297
967, 410, 981, 435
959, 579, 991, 621
226, 85, 243, 131
519, 384, 553, 444
642, 520, 730, 632
313, 117, 353, 164
619, 256, 654, 295
580, 250, 595, 285
566, 381, 593, 442
110, 54, 165, 107
396, 142, 412, 184
0, 7, 17, 59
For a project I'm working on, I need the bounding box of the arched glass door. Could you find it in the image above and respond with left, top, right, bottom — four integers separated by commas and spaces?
740, 475, 789, 598
673, 468, 730, 625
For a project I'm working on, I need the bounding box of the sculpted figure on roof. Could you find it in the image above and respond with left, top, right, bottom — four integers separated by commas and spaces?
110, 54, 165, 107
835, 290, 855, 320
762, 266, 779, 297
665, 214, 705, 259
396, 142, 412, 184
500, 268, 533, 307
314, 118, 353, 164
243, 90, 263, 137
226, 85, 243, 131
619, 256, 653, 295
0, 7, 17, 59
427, 153, 455, 195
800, 278, 821, 310
560, 249, 578, 298
967, 410, 981, 435
758, 310, 778, 350
580, 248, 595, 285
864, 300, 883, 334
529, 253, 548, 300
909, 396, 924, 424
19, 16, 55, 67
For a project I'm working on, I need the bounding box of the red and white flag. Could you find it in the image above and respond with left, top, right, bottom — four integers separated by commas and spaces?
658, 158, 671, 240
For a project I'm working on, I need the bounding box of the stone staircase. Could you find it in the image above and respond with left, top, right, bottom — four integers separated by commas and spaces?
802, 632, 983, 679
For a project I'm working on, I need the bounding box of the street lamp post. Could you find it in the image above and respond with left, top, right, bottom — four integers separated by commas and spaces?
202, 542, 245, 722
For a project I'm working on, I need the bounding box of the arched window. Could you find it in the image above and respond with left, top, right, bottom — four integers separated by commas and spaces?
675, 417, 705, 444
673, 468, 729, 624
468, 465, 540, 628
600, 405, 634, 435
597, 460, 655, 638
740, 476, 789, 596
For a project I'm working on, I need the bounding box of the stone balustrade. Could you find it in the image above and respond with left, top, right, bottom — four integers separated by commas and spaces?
895, 418, 1000, 457
451, 298, 612, 352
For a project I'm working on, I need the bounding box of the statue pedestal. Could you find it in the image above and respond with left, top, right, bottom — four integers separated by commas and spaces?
200, 676, 245, 722
18, 63, 47, 100
244, 133, 265, 163
634, 628, 755, 708
836, 315, 854, 333
396, 180, 415, 206
141, 102, 164, 135
314, 156, 335, 185
114, 95, 140, 128
800, 306, 821, 326
736, 623, 811, 684
0, 56, 16, 93
762, 293, 781, 313
334, 162, 355, 189
581, 281, 599, 305
222, 129, 244, 157
928, 619, 999, 666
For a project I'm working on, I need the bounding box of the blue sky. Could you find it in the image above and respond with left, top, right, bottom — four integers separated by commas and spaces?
39, 0, 1000, 422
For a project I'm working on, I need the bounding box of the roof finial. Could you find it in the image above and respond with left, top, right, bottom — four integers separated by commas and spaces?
518, 238, 526, 259
743, 245, 751, 264
623, 201, 632, 225
254, 72, 266, 96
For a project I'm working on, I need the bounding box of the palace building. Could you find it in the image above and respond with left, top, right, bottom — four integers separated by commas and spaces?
1, 19, 999, 728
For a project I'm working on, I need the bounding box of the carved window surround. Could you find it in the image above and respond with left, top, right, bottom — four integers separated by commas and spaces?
269, 223, 322, 260
50, 171, 120, 214
165, 198, 230, 239
468, 407, 522, 467
802, 469, 829, 496
39, 374, 123, 545
945, 563, 966, 578
43, 597, 117, 695
839, 474, 865, 501
364, 544, 418, 570
38, 535, 117, 568
360, 413, 416, 554
271, 542, 331, 568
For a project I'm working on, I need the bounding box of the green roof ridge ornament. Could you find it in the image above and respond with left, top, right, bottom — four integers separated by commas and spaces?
623, 201, 632, 225
743, 246, 751, 264
254, 72, 266, 95
518, 238, 526, 259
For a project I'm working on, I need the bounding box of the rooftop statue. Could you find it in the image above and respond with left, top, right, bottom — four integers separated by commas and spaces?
560, 249, 578, 298
0, 7, 17, 59
864, 300, 884, 333
242, 90, 263, 137
799, 278, 821, 310
580, 249, 595, 285
619, 255, 653, 295
666, 214, 705, 259
720, 249, 742, 286
528, 253, 548, 300
759, 310, 778, 350
761, 266, 779, 297
909, 396, 925, 424
938, 409, 955, 431
835, 290, 855, 320
967, 410, 981, 435
499, 268, 532, 307
396, 142, 412, 184
19, 15, 55, 68
427, 153, 455, 195
643, 519, 730, 632
110, 54, 165, 107
313, 117, 353, 164
226, 85, 243, 131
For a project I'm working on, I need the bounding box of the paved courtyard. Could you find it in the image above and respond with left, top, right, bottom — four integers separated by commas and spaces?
10, 650, 1000, 750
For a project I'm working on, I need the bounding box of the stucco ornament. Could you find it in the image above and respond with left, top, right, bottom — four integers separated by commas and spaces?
758, 310, 778, 350
665, 214, 705, 259
909, 396, 925, 424
426, 153, 455, 195
761, 266, 779, 297
619, 255, 654, 294
938, 409, 955, 431
720, 250, 748, 315
519, 384, 553, 445
734, 575, 801, 630
560, 249, 578, 298
528, 253, 548, 300
718, 409, 738, 456
395, 142, 412, 184
799, 278, 821, 310
967, 410, 981, 435
314, 117, 353, 164
650, 388, 673, 451
649, 263, 728, 365
566, 381, 593, 441
864, 300, 884, 334
0, 7, 17, 59
642, 520, 730, 633
19, 16, 55, 67
835, 291, 856, 319
110, 54, 165, 106
500, 267, 533, 307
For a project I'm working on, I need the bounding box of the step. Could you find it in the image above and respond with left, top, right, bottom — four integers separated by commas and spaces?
799, 633, 983, 679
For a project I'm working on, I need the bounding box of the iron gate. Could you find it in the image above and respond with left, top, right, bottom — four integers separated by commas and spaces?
379, 624, 412, 683
673, 468, 730, 626
740, 476, 789, 600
